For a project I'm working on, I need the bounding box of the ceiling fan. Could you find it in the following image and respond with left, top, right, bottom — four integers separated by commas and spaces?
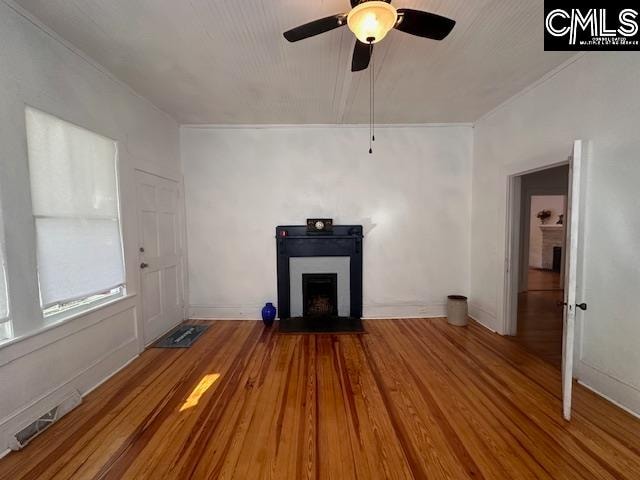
283, 0, 456, 72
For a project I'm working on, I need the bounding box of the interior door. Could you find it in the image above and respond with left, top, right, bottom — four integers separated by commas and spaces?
561, 140, 584, 420
136, 170, 185, 345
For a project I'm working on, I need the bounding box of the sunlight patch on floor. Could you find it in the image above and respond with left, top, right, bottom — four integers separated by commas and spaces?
180, 373, 220, 411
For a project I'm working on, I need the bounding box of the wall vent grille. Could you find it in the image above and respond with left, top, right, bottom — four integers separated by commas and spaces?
10, 391, 81, 450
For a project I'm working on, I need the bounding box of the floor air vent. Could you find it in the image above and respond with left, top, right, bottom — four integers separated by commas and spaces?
10, 391, 81, 450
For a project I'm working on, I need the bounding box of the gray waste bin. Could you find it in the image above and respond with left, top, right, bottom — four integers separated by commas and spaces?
447, 295, 468, 327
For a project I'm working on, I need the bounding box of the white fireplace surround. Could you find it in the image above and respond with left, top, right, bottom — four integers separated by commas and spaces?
289, 257, 351, 317
539, 224, 565, 270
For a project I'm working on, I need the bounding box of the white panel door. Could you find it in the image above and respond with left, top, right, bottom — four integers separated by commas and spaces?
561, 140, 584, 420
136, 170, 185, 345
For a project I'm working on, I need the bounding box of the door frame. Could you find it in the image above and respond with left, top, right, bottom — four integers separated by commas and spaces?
503, 160, 570, 336
134, 168, 189, 350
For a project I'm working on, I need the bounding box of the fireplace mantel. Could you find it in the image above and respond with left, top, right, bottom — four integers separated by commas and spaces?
539, 224, 563, 229
539, 224, 565, 270
275, 225, 363, 319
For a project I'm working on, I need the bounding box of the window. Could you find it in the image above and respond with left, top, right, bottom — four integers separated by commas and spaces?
0, 202, 9, 339
25, 108, 125, 320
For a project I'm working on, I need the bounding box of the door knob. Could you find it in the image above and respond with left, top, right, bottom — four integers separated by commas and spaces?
140, 262, 149, 269
556, 301, 587, 311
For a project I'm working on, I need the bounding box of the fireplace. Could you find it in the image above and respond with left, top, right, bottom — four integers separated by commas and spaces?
540, 225, 564, 270
275, 224, 363, 320
303, 273, 338, 317
552, 246, 562, 272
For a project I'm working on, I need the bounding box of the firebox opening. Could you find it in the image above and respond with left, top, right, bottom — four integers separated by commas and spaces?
302, 273, 338, 317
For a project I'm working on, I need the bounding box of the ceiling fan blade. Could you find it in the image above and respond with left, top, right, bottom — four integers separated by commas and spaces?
394, 9, 455, 40
283, 14, 346, 42
351, 40, 372, 72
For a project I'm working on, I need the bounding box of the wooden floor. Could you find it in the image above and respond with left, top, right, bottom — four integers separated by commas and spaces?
1, 319, 639, 479
513, 269, 564, 368
526, 268, 563, 291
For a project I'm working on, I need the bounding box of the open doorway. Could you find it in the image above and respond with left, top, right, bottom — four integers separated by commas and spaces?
510, 165, 569, 368
504, 141, 584, 419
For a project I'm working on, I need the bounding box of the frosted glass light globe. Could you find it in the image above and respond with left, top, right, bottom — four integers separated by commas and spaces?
347, 1, 398, 44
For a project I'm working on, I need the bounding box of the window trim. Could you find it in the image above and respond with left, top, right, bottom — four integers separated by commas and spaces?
24, 107, 127, 321
43, 285, 126, 323
0, 321, 12, 342
0, 267, 8, 329
0, 208, 9, 339
0, 292, 136, 355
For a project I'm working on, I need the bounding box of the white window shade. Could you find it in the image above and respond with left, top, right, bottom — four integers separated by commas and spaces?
35, 218, 124, 307
0, 242, 8, 324
26, 108, 125, 308
0, 195, 9, 326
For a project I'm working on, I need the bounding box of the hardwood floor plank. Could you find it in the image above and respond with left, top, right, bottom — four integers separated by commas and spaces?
368, 322, 545, 479
369, 321, 550, 479
339, 335, 414, 480
1, 318, 638, 480
181, 326, 290, 479
468, 320, 640, 452
362, 325, 477, 478
315, 335, 360, 479
83, 322, 256, 480
115, 322, 264, 480
122, 326, 262, 479
426, 319, 640, 478
416, 320, 605, 479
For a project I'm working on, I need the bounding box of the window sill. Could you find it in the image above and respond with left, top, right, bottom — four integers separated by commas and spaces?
0, 293, 137, 365
43, 289, 126, 325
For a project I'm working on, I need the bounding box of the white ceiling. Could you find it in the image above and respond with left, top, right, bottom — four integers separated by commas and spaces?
15, 0, 574, 124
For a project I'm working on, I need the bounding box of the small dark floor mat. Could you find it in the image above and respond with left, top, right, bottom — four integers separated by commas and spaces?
278, 316, 365, 334
153, 324, 209, 348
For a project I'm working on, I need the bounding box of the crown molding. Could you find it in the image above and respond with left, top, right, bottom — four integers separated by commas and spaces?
180, 123, 474, 130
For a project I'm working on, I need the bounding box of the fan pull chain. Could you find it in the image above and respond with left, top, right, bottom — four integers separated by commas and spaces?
372, 42, 375, 144
368, 40, 374, 154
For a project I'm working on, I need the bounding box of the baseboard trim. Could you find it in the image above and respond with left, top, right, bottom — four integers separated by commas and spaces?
470, 317, 498, 334
363, 304, 446, 319
576, 361, 640, 417
190, 304, 447, 320
189, 305, 263, 320
468, 302, 499, 333
577, 380, 640, 420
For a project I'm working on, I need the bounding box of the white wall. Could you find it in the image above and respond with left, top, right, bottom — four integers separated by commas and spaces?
0, 1, 181, 452
528, 195, 564, 269
182, 125, 473, 320
470, 52, 640, 414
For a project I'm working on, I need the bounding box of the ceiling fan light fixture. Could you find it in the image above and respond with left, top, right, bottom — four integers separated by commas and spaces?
347, 1, 398, 44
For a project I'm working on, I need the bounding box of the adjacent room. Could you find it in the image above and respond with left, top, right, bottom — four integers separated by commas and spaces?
511, 165, 569, 367
0, 1, 639, 479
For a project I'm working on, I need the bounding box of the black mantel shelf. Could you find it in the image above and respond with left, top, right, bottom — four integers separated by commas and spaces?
275, 235, 363, 240
275, 225, 363, 319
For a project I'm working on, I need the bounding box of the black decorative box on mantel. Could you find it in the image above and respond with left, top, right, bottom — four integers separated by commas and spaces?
275, 224, 363, 319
